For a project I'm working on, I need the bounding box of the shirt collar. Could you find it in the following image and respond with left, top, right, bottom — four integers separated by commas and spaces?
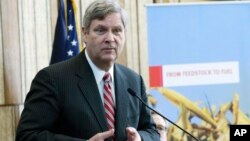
85, 50, 114, 83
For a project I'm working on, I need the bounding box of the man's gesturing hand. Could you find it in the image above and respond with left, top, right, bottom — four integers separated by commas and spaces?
88, 129, 114, 141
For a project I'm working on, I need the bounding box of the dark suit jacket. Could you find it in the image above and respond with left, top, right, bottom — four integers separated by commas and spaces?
16, 51, 159, 141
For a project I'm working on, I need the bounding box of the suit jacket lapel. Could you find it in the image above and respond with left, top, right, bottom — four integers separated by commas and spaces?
114, 64, 129, 139
76, 51, 108, 131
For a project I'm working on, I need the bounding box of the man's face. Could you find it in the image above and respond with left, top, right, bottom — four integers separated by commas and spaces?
83, 13, 126, 70
152, 114, 167, 141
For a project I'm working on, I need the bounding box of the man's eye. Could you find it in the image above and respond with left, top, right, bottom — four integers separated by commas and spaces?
113, 28, 122, 34
95, 28, 106, 34
156, 125, 167, 131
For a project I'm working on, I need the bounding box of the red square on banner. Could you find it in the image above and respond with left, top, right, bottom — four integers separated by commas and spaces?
149, 66, 163, 87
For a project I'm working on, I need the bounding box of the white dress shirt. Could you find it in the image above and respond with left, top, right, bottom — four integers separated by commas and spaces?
85, 50, 116, 106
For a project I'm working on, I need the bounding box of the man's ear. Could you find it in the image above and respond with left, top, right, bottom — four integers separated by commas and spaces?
82, 27, 87, 43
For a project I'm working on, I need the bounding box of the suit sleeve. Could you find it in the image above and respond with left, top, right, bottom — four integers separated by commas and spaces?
15, 69, 86, 141
137, 76, 160, 141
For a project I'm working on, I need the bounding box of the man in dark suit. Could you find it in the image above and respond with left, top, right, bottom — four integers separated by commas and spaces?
16, 0, 160, 141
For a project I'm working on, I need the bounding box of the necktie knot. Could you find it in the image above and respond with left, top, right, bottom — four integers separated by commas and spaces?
103, 72, 111, 83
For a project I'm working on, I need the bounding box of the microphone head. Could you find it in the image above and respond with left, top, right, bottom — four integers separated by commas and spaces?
127, 88, 136, 96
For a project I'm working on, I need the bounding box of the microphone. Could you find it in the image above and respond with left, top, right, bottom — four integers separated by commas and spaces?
127, 88, 200, 141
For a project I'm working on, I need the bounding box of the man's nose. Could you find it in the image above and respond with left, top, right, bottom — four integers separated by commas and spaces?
105, 31, 115, 42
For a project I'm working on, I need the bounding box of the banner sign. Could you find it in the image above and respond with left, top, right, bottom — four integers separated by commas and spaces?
147, 2, 250, 140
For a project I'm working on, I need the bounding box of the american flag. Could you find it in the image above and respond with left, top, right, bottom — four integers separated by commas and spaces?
50, 0, 80, 65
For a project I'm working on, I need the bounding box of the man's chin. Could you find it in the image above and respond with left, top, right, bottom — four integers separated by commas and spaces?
102, 56, 116, 62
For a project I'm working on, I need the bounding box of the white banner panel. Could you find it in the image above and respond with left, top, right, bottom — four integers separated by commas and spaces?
162, 61, 239, 87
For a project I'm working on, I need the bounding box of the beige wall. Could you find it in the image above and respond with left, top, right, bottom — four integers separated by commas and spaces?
0, 0, 153, 140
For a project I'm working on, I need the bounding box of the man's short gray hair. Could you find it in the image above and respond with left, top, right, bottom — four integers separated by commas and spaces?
82, 0, 128, 31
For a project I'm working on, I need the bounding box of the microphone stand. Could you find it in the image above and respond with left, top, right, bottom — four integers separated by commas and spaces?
127, 88, 200, 141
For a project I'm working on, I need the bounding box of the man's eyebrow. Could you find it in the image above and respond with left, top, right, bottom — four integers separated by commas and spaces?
94, 24, 106, 28
94, 24, 122, 28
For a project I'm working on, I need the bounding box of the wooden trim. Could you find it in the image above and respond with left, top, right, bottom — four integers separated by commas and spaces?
0, 103, 23, 107
0, 0, 4, 105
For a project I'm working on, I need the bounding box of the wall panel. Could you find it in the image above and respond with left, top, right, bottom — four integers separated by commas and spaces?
34, 0, 51, 70
137, 0, 152, 87
0, 106, 19, 141
50, 0, 58, 43
18, 0, 26, 103
21, 0, 37, 96
121, 0, 140, 72
1, 0, 22, 105
115, 0, 127, 67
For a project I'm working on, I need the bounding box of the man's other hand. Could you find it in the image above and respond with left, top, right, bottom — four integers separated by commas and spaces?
126, 127, 141, 141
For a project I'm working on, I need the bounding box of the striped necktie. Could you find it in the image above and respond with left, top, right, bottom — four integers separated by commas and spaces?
103, 72, 115, 129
